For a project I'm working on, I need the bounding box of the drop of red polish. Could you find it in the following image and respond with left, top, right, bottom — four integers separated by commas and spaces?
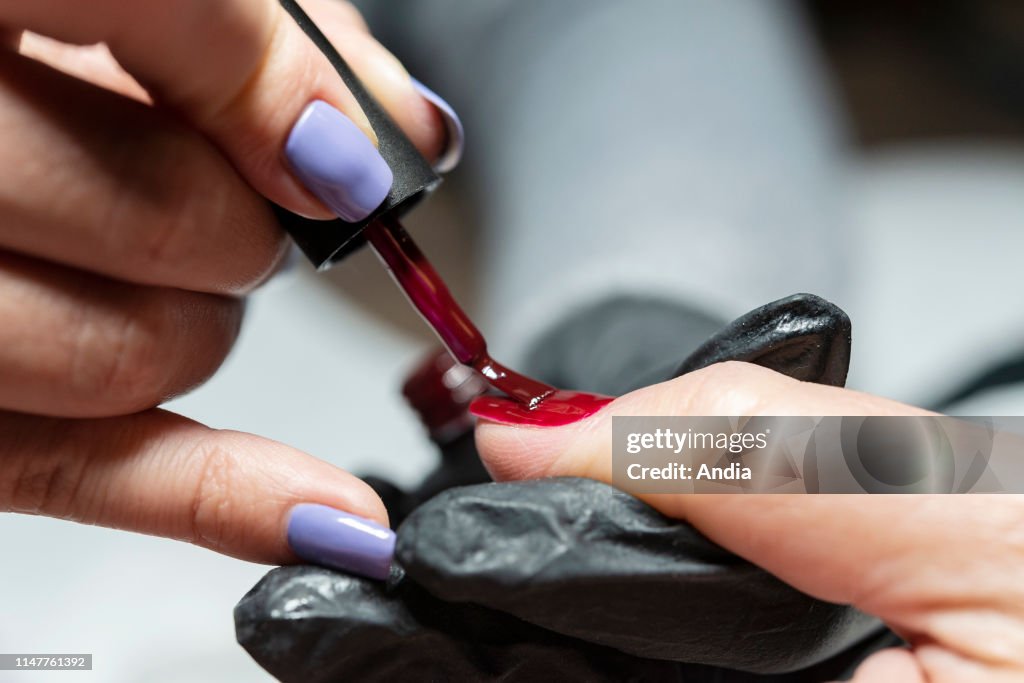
366, 216, 610, 424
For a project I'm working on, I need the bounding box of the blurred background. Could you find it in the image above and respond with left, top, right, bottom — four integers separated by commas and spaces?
3, 1, 1023, 680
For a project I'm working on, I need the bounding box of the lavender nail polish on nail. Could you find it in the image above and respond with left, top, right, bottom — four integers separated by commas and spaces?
285, 100, 393, 222
287, 504, 395, 580
411, 78, 464, 173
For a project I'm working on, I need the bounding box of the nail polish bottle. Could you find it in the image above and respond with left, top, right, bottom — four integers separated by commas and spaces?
280, 0, 562, 414
276, 0, 441, 268
402, 349, 488, 446
368, 349, 491, 525
403, 350, 492, 497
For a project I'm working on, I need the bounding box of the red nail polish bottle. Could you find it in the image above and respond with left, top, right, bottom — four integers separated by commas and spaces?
397, 349, 491, 516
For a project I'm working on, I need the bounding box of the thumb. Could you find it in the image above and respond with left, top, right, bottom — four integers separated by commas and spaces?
2, 408, 395, 580
473, 362, 1024, 680
5, 0, 448, 219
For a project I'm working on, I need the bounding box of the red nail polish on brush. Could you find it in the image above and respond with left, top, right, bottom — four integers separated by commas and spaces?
366, 215, 556, 407
366, 216, 611, 423
470, 391, 613, 427
273, 7, 608, 424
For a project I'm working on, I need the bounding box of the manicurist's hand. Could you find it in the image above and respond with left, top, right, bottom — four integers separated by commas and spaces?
474, 362, 1024, 682
1, 0, 456, 576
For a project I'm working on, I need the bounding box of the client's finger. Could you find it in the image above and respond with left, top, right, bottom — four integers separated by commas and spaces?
474, 361, 928, 484
473, 362, 1024, 680
0, 408, 391, 572
0, 252, 241, 418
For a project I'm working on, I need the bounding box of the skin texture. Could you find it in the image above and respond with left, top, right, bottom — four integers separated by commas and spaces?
0, 0, 452, 562
475, 362, 1024, 682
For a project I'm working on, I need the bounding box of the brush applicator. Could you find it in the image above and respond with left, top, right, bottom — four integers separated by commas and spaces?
275, 0, 607, 419
275, 0, 441, 268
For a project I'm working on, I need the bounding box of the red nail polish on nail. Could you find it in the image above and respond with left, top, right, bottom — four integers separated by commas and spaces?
470, 391, 613, 427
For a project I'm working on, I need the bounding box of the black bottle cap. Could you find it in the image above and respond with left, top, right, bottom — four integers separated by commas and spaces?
275, 0, 441, 269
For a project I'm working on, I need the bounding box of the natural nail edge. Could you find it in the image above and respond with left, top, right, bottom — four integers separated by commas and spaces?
287, 503, 395, 581
411, 78, 464, 173
284, 100, 393, 222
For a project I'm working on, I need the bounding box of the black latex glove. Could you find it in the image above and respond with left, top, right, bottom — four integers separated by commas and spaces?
396, 477, 883, 673
235, 564, 687, 682
237, 489, 897, 679
237, 294, 898, 681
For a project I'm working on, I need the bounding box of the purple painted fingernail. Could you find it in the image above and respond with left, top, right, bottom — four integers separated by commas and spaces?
285, 101, 393, 222
287, 504, 395, 580
411, 78, 464, 173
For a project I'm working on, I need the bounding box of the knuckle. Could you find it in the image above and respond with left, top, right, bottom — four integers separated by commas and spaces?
675, 361, 773, 416
67, 293, 174, 412
5, 422, 87, 518
66, 291, 241, 415
131, 138, 219, 274
101, 310, 170, 407
108, 125, 282, 292
156, 164, 284, 293
188, 437, 245, 553
99, 127, 193, 272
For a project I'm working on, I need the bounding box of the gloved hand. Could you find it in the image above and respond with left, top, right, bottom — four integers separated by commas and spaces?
237, 294, 897, 681
396, 476, 886, 673
236, 478, 900, 682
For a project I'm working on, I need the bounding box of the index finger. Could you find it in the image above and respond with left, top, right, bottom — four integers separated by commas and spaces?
2, 408, 394, 578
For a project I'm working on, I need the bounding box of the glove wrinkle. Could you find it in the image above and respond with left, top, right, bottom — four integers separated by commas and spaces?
397, 477, 882, 674
236, 565, 687, 682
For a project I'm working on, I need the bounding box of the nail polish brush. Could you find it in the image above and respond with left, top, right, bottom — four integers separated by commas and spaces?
276, 0, 609, 421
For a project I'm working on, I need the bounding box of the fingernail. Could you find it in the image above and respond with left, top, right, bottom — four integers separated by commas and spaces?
470, 391, 613, 427
287, 504, 395, 580
285, 100, 394, 222
411, 78, 464, 173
